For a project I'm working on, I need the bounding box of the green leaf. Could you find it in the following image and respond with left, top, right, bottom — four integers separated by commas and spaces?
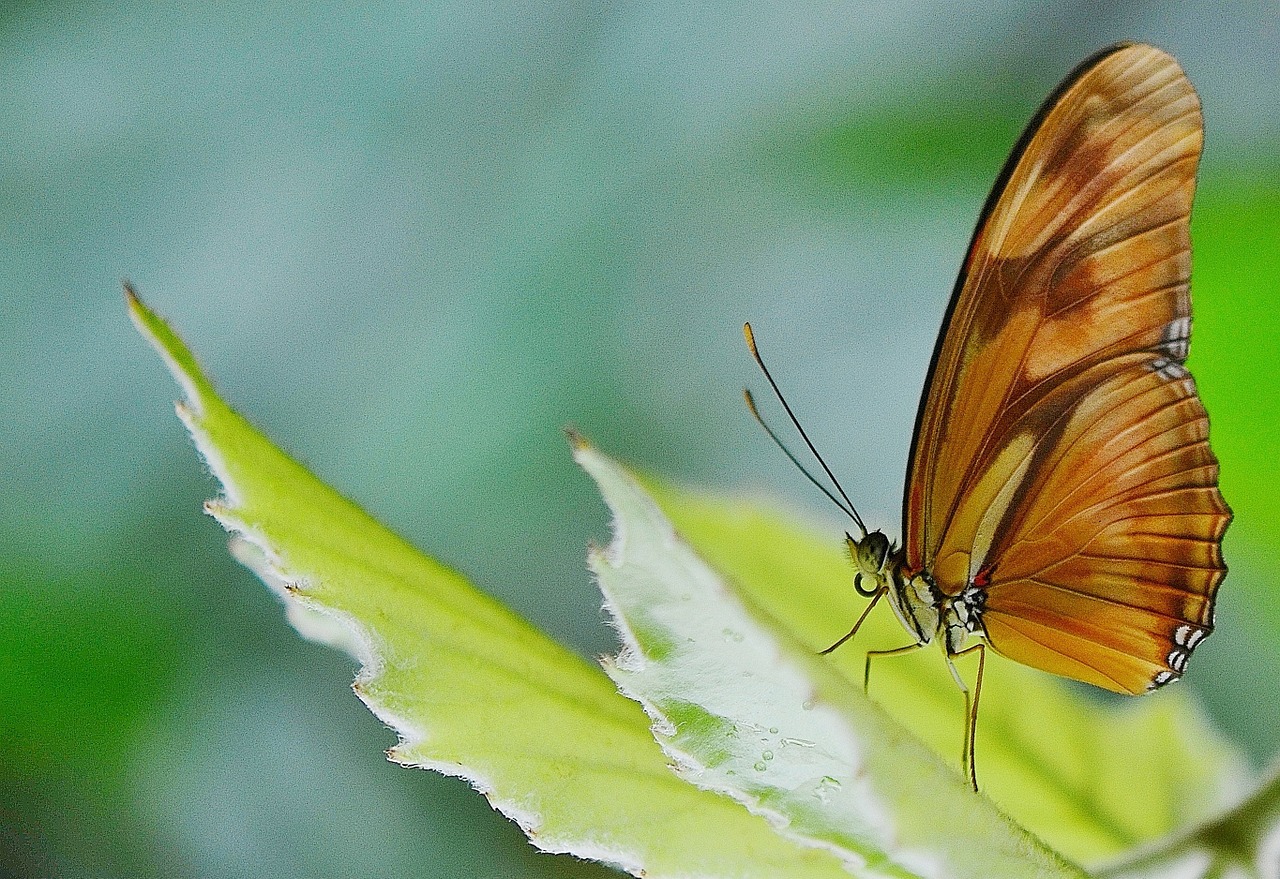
126, 289, 862, 879
1097, 761, 1280, 879
130, 285, 1253, 879
576, 438, 1085, 879
642, 483, 1248, 867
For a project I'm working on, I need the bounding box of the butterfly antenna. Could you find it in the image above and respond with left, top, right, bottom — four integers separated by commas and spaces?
744, 389, 860, 526
743, 323, 867, 536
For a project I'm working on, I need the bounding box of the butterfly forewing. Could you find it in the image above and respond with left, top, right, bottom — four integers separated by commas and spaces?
904, 44, 1230, 694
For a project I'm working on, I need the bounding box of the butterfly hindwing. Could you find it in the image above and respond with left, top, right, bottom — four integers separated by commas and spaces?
903, 43, 1230, 693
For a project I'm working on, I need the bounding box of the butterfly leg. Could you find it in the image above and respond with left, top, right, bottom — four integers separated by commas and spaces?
945, 642, 986, 792
819, 585, 887, 655
864, 641, 926, 695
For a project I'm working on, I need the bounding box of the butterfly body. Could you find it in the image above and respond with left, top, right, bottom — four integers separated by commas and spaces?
847, 532, 986, 658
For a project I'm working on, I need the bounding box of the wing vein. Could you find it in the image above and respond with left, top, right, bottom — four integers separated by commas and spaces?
984, 614, 1135, 691
1016, 577, 1198, 627
1074, 550, 1222, 572
1023, 415, 1210, 536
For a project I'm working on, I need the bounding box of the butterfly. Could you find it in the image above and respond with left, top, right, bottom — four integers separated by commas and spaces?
744, 42, 1231, 791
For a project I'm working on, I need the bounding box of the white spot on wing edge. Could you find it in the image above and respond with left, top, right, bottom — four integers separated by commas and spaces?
1174, 624, 1209, 651
1149, 357, 1189, 382
1161, 316, 1192, 361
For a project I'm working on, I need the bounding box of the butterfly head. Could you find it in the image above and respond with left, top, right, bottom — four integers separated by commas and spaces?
846, 530, 939, 645
847, 530, 894, 597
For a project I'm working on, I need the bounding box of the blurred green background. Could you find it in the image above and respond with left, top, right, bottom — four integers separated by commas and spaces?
2, 2, 1277, 876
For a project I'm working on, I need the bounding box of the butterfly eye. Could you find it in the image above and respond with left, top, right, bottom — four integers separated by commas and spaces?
857, 531, 891, 574
845, 535, 884, 598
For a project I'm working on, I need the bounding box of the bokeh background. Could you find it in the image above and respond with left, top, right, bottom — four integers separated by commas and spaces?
3, 2, 1278, 876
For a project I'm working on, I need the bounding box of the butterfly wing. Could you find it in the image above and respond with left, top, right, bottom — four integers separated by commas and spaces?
903, 43, 1230, 694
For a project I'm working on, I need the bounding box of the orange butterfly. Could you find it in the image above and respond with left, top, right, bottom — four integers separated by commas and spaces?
745, 43, 1230, 790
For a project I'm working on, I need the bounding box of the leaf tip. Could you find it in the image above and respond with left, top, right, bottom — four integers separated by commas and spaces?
123, 280, 157, 340
565, 426, 592, 453
125, 282, 215, 414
